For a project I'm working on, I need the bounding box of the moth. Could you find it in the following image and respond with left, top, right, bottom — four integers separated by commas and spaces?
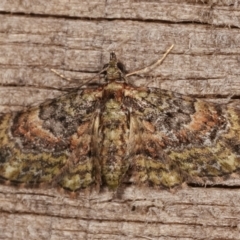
0, 45, 240, 192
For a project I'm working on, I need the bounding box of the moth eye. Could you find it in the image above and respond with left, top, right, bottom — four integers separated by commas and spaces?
101, 62, 127, 75
117, 62, 127, 74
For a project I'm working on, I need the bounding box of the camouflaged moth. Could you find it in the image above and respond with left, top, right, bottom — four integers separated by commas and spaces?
0, 45, 240, 192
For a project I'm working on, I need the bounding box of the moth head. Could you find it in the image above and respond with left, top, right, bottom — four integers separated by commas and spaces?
101, 52, 127, 82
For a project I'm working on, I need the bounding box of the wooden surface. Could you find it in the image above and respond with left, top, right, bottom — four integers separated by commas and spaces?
0, 1, 240, 239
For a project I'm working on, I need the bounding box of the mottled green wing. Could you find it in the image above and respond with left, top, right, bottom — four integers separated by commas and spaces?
125, 86, 240, 188
0, 88, 102, 191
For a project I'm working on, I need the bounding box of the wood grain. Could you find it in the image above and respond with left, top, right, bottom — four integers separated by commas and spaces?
0, 1, 240, 239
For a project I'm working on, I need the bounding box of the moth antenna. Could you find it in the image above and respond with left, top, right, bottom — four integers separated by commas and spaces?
51, 69, 74, 82
126, 44, 174, 77
226, 94, 234, 104
51, 68, 102, 87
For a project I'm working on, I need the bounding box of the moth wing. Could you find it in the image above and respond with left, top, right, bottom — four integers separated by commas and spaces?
125, 87, 240, 188
0, 88, 102, 190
